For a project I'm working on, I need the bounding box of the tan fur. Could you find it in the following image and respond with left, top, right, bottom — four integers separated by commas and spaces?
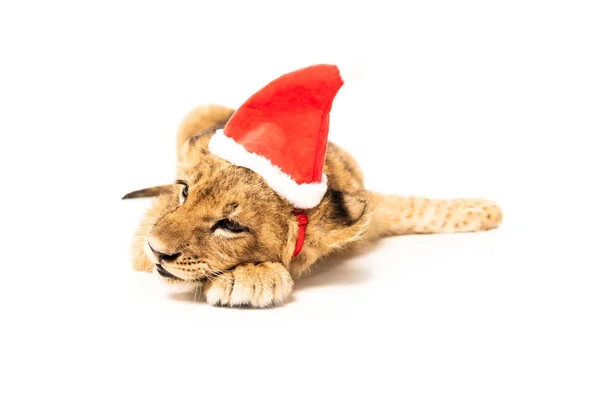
126, 105, 502, 307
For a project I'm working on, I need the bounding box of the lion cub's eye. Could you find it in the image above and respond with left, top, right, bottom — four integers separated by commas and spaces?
178, 183, 188, 205
212, 219, 249, 235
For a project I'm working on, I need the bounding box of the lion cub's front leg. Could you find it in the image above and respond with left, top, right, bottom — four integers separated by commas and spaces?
202, 262, 294, 308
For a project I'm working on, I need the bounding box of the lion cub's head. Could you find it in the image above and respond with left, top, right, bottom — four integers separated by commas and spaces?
144, 132, 295, 292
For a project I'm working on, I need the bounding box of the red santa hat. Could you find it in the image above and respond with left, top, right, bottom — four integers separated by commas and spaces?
208, 64, 344, 209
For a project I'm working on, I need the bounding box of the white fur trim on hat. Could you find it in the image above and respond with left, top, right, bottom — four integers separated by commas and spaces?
208, 129, 328, 209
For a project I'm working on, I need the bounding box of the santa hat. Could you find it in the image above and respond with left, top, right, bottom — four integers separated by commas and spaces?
208, 64, 344, 209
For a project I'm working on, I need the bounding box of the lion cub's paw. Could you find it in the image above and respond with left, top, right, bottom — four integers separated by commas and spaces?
202, 262, 293, 308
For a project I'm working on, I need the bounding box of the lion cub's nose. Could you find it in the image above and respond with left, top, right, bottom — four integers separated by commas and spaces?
148, 243, 181, 262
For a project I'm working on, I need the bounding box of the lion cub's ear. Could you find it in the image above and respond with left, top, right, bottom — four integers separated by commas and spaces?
327, 189, 368, 226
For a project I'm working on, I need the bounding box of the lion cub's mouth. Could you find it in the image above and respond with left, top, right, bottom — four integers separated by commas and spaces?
155, 263, 220, 283
155, 264, 183, 280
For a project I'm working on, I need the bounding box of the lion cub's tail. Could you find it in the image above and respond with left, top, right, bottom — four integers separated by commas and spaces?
367, 193, 502, 238
121, 185, 172, 199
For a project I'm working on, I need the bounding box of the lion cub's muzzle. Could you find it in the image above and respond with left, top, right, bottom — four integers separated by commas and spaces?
155, 263, 182, 280
149, 243, 181, 263
146, 241, 210, 282
148, 243, 185, 280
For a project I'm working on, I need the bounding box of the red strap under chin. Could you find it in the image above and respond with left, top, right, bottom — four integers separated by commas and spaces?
292, 209, 308, 257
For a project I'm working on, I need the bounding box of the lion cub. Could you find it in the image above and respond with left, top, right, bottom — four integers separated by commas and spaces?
124, 105, 502, 308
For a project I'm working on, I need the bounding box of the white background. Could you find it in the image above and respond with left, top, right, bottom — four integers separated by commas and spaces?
1, 1, 599, 399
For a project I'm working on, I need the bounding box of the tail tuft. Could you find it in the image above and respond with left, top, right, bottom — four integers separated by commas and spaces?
122, 185, 173, 200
